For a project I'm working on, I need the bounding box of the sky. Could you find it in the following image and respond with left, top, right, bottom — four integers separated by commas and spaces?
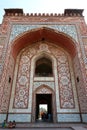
0, 0, 87, 24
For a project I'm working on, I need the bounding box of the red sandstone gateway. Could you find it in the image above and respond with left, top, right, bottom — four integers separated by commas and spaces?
0, 8, 87, 123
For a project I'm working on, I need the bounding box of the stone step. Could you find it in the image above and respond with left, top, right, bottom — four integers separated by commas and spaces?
0, 123, 87, 130
15, 123, 87, 128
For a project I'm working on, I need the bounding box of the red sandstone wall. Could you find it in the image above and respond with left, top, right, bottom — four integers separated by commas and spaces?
0, 14, 87, 34
0, 11, 87, 120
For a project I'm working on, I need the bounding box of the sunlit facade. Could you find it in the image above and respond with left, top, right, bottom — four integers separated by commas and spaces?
0, 9, 87, 123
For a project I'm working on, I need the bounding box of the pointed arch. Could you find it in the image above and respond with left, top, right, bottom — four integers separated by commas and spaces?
35, 84, 54, 94
30, 51, 57, 79
11, 27, 77, 59
35, 57, 53, 77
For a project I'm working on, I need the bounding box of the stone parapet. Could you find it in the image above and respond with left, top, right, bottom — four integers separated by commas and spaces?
4, 8, 84, 17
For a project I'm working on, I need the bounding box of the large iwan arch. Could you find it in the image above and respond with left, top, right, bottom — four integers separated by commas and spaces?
11, 27, 77, 59
7, 27, 82, 123
1, 8, 87, 124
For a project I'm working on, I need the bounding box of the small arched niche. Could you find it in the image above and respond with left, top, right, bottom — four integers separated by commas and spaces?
35, 57, 53, 77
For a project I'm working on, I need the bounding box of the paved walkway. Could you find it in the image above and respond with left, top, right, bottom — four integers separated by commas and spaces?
0, 123, 87, 130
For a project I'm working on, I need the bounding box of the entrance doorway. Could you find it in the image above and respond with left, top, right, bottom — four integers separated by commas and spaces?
36, 94, 53, 122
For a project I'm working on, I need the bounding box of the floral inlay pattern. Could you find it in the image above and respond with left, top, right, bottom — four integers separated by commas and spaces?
57, 55, 74, 108
13, 55, 30, 108
13, 42, 75, 109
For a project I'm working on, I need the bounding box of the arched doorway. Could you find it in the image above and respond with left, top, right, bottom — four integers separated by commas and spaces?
32, 85, 56, 123
36, 94, 52, 122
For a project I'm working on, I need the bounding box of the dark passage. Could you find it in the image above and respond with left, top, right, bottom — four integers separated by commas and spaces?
36, 94, 52, 122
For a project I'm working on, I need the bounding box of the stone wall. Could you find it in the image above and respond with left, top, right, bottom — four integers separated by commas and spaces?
0, 10, 87, 123
8, 42, 80, 122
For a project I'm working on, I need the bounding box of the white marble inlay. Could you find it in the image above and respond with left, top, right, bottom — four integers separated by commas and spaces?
57, 114, 81, 122
8, 114, 31, 122
10, 24, 78, 42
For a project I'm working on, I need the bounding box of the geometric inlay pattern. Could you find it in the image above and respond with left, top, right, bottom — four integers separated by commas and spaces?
36, 87, 52, 94
34, 81, 54, 90
10, 24, 78, 42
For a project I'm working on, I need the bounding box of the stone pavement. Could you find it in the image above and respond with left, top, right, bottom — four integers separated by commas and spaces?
0, 123, 87, 130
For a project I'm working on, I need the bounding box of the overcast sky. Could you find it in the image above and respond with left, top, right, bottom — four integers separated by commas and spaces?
0, 0, 87, 24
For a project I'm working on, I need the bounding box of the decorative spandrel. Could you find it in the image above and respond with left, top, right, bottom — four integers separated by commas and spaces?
10, 24, 78, 42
